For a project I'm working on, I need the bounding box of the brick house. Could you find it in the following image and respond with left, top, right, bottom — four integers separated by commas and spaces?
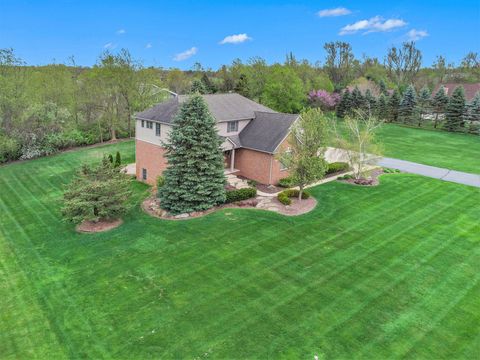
135, 93, 298, 185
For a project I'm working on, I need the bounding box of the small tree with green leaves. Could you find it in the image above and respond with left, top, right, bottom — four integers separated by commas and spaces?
278, 108, 328, 200
432, 86, 449, 128
62, 157, 132, 224
444, 86, 466, 132
159, 94, 226, 214
399, 85, 417, 124
416, 85, 431, 127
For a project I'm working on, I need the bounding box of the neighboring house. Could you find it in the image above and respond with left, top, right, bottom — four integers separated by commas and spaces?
135, 93, 298, 185
433, 83, 480, 102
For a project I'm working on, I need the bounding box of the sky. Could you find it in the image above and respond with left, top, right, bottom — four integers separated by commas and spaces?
1, 0, 479, 69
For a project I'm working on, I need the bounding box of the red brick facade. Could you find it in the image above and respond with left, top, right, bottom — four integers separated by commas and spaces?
136, 139, 290, 186
135, 140, 168, 185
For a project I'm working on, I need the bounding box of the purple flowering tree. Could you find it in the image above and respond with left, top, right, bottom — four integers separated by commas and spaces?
308, 90, 340, 111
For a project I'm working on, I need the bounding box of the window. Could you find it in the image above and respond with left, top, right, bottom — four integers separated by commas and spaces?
142, 168, 147, 180
146, 121, 153, 129
227, 121, 239, 133
141, 120, 145, 128
155, 123, 161, 136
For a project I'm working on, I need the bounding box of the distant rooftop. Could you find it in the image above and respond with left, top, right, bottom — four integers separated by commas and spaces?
433, 83, 480, 102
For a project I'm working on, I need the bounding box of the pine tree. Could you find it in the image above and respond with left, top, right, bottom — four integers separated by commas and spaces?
376, 93, 388, 120
234, 74, 250, 97
189, 79, 207, 94
466, 92, 480, 134
378, 79, 388, 95
399, 85, 417, 124
336, 89, 352, 118
114, 151, 121, 168
351, 86, 364, 111
444, 86, 466, 132
432, 86, 449, 128
364, 89, 377, 116
62, 157, 132, 224
416, 85, 431, 127
159, 94, 226, 215
201, 73, 216, 94
388, 90, 401, 123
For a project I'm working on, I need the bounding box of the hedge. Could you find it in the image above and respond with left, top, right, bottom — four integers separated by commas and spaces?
277, 189, 310, 205
326, 162, 349, 174
225, 187, 257, 203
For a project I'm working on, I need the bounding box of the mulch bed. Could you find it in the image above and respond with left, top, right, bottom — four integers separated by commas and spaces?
338, 168, 385, 186
236, 175, 283, 194
76, 218, 123, 233
273, 197, 317, 216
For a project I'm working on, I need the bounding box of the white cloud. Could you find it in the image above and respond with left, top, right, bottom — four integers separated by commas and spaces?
406, 29, 429, 41
116, 29, 126, 35
173, 47, 198, 61
103, 42, 117, 49
339, 16, 407, 35
317, 7, 351, 17
219, 33, 252, 44
145, 43, 153, 49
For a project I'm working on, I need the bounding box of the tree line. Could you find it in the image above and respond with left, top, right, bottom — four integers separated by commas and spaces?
1, 42, 479, 163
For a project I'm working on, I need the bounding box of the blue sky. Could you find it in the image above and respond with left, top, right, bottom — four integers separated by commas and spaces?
1, 0, 479, 69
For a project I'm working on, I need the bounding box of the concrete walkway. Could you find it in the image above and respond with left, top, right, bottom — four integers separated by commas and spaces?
378, 157, 480, 188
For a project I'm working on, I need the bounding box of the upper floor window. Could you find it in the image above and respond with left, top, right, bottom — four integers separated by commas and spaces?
227, 121, 239, 133
146, 121, 153, 129
141, 120, 145, 128
155, 123, 161, 136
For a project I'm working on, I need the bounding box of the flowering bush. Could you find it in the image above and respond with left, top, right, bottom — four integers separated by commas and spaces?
308, 90, 340, 110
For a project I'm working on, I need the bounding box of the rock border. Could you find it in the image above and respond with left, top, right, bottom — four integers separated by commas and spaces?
142, 195, 317, 220
76, 218, 123, 233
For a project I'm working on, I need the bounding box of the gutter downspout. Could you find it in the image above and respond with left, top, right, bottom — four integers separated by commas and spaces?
268, 156, 273, 185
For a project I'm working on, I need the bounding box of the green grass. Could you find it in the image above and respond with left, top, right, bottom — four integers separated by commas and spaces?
1, 141, 479, 359
377, 124, 480, 174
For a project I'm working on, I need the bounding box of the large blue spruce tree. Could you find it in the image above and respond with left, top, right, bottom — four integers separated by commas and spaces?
159, 94, 226, 214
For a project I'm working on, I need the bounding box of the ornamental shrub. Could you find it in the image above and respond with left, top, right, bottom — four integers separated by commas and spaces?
278, 176, 296, 188
277, 189, 310, 205
225, 187, 257, 203
326, 162, 349, 174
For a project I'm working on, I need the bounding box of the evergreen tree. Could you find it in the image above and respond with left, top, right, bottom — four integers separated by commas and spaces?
62, 157, 131, 224
351, 86, 364, 110
416, 85, 431, 127
336, 89, 352, 118
387, 90, 401, 122
159, 94, 226, 215
189, 79, 207, 94
378, 79, 388, 95
432, 86, 449, 128
201, 73, 216, 94
234, 74, 250, 97
364, 89, 377, 116
444, 86, 466, 132
114, 151, 121, 168
466, 92, 480, 134
376, 93, 388, 120
399, 85, 417, 124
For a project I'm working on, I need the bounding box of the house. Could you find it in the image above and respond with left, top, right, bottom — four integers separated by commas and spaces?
135, 93, 298, 185
433, 83, 480, 102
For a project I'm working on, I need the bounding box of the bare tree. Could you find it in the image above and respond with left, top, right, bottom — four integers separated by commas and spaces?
333, 112, 383, 179
461, 52, 479, 69
323, 41, 355, 88
386, 41, 422, 86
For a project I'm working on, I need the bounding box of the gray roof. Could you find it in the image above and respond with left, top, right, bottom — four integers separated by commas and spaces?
136, 93, 275, 124
136, 93, 298, 153
239, 112, 298, 153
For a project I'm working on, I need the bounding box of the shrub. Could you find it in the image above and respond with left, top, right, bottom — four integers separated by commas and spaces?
114, 151, 121, 168
247, 179, 257, 188
338, 174, 354, 180
0, 136, 21, 163
225, 187, 257, 203
326, 162, 349, 174
383, 167, 400, 174
277, 189, 310, 205
278, 176, 296, 188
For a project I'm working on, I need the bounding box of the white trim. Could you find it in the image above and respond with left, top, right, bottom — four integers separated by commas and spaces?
136, 138, 165, 148
135, 116, 172, 126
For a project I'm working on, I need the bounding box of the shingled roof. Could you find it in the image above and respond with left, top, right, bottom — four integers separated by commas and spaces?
135, 93, 298, 154
433, 83, 480, 102
135, 93, 275, 124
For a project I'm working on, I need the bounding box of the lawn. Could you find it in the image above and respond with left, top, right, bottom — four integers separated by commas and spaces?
0, 141, 479, 359
377, 124, 480, 174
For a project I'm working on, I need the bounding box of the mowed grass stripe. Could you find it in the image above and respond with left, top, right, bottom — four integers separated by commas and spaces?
0, 140, 478, 358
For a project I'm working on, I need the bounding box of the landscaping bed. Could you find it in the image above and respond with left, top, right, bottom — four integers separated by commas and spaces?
337, 167, 400, 186
76, 218, 123, 233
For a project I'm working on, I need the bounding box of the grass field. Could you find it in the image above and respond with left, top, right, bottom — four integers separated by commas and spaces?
377, 124, 480, 174
1, 141, 479, 359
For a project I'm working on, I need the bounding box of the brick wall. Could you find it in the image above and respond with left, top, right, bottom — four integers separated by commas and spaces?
235, 148, 289, 185
135, 140, 168, 185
